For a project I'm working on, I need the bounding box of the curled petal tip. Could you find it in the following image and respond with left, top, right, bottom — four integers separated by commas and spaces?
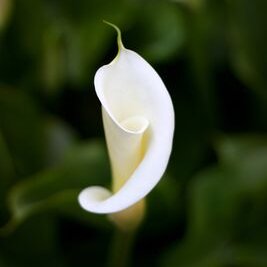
78, 186, 112, 214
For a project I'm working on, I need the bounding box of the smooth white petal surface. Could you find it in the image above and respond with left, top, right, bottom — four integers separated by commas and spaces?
79, 44, 174, 214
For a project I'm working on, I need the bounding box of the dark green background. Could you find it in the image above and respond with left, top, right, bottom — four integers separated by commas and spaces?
1, 0, 267, 266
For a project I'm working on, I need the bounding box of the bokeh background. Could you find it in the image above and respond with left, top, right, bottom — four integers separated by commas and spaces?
1, 0, 267, 266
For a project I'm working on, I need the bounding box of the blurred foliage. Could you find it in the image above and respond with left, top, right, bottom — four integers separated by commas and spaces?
0, 0, 267, 266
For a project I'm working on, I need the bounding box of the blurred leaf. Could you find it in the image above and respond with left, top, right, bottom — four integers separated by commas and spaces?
0, 130, 15, 192
44, 116, 77, 167
172, 0, 205, 10
127, 1, 185, 63
160, 239, 227, 267
0, 130, 16, 224
1, 140, 112, 234
227, 0, 267, 96
231, 243, 267, 267
187, 167, 240, 241
41, 24, 67, 93
183, 0, 228, 128
215, 134, 267, 165
41, 0, 135, 92
62, 20, 111, 87
187, 135, 267, 241
163, 135, 267, 267
0, 88, 45, 177
169, 98, 212, 181
0, 215, 67, 267
145, 174, 181, 233
161, 162, 267, 267
14, 0, 47, 55
64, 0, 136, 86
215, 134, 267, 195
0, 0, 48, 87
135, 175, 183, 267
161, 239, 267, 267
0, 256, 7, 267
0, 0, 12, 32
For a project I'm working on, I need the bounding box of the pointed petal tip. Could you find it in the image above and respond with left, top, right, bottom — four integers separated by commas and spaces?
103, 20, 124, 50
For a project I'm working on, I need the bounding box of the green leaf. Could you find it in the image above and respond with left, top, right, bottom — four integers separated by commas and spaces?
1, 140, 112, 234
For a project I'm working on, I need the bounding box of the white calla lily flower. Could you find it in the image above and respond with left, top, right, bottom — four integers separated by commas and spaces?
79, 22, 174, 219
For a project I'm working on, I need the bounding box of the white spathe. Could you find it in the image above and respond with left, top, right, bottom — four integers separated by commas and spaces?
78, 29, 174, 214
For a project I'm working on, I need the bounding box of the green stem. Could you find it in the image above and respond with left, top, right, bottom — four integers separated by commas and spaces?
107, 228, 136, 267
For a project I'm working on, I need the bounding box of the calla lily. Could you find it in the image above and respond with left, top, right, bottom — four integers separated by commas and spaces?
79, 22, 174, 218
